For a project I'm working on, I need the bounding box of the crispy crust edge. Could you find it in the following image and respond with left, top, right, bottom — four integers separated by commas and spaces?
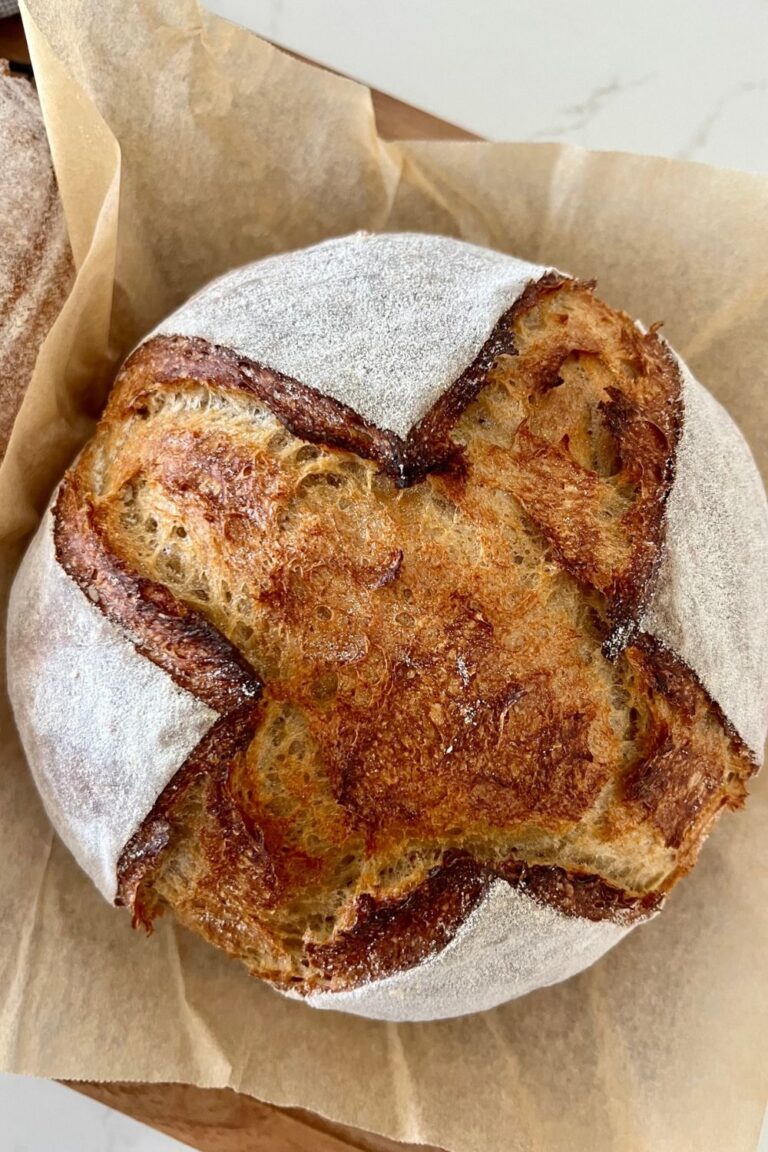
114, 719, 663, 995
54, 470, 262, 714
111, 273, 569, 486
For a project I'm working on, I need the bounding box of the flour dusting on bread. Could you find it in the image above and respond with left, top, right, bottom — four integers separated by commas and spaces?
155, 232, 547, 438
297, 880, 632, 1021
644, 357, 768, 756
7, 505, 217, 898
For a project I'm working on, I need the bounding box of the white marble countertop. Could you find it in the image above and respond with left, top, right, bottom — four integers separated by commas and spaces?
0, 1073, 186, 1151
4, 1, 768, 1148
208, 0, 768, 173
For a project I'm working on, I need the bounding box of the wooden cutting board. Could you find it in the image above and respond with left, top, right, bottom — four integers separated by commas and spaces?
0, 12, 476, 1152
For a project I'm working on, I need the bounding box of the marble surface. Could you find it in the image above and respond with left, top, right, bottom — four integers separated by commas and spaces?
0, 1073, 186, 1151
207, 0, 768, 173
5, 1, 768, 1148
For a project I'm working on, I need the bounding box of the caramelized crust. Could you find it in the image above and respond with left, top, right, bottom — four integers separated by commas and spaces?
55, 276, 755, 993
54, 473, 261, 713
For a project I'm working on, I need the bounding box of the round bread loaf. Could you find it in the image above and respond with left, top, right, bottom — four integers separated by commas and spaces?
0, 60, 73, 459
7, 232, 768, 1020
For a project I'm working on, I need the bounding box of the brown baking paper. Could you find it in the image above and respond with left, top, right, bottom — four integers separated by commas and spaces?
1, 3, 767, 1150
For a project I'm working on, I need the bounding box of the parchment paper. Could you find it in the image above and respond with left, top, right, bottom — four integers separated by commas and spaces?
1, 3, 767, 1150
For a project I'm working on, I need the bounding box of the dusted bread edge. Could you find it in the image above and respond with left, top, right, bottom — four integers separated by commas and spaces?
6, 503, 218, 899
289, 879, 633, 1021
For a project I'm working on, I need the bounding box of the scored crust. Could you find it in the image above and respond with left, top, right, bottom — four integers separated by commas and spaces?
48, 269, 755, 995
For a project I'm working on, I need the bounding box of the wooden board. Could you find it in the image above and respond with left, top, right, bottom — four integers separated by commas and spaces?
70, 1082, 444, 1152
0, 10, 473, 1152
0, 13, 30, 73
284, 45, 478, 142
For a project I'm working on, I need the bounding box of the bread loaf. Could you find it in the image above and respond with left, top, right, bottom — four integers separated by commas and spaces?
8, 233, 768, 1020
0, 61, 73, 457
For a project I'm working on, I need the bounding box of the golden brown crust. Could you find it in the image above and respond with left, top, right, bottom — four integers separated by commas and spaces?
304, 857, 490, 988
110, 273, 569, 488
52, 273, 755, 994
118, 749, 659, 993
477, 307, 683, 650
620, 637, 751, 855
495, 859, 663, 922
54, 471, 262, 713
116, 707, 267, 916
